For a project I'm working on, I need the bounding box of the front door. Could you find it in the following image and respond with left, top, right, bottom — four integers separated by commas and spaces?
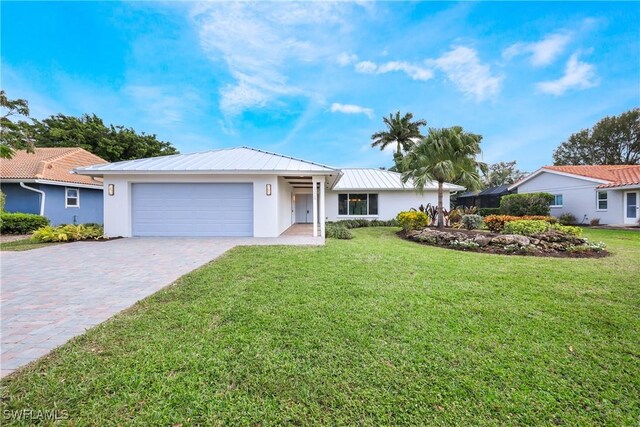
295, 194, 312, 223
624, 191, 639, 225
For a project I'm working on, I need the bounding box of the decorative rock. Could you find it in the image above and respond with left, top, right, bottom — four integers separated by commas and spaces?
491, 234, 530, 246
473, 235, 492, 247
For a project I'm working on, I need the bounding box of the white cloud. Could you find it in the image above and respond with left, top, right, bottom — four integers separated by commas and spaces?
337, 52, 358, 66
431, 46, 502, 101
330, 102, 373, 118
355, 60, 377, 73
189, 2, 352, 116
503, 32, 572, 67
354, 60, 433, 81
536, 53, 598, 95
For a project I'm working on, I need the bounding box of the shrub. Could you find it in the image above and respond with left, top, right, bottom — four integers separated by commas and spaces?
328, 219, 398, 229
590, 218, 600, 226
396, 211, 429, 232
559, 213, 577, 225
503, 220, 551, 236
567, 240, 606, 252
0, 191, 5, 212
0, 213, 50, 234
552, 224, 582, 237
500, 193, 554, 216
461, 214, 483, 230
458, 206, 478, 215
448, 209, 462, 224
449, 239, 480, 250
32, 224, 104, 242
325, 224, 353, 239
478, 207, 500, 217
484, 215, 557, 233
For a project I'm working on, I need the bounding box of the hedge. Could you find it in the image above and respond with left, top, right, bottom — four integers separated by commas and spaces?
500, 193, 554, 216
0, 212, 50, 234
484, 215, 557, 233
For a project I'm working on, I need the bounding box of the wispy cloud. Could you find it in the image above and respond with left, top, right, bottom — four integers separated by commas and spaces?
124, 85, 201, 125
354, 60, 433, 81
503, 32, 572, 67
330, 102, 373, 118
189, 2, 356, 116
430, 46, 502, 101
337, 52, 358, 66
536, 53, 598, 95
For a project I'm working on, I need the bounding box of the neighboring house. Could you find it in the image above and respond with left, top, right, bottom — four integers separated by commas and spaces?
0, 148, 107, 225
75, 146, 464, 238
455, 184, 513, 209
508, 165, 640, 225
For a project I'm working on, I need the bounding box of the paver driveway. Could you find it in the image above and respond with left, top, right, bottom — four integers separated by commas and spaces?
1, 235, 321, 378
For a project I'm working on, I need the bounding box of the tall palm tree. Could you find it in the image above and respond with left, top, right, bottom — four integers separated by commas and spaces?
401, 126, 486, 228
371, 111, 427, 156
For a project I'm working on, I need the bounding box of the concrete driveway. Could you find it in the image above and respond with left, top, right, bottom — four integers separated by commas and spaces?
1, 235, 321, 378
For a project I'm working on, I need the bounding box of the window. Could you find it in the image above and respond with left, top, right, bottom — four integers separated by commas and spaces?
597, 191, 608, 210
338, 193, 378, 216
551, 194, 563, 207
65, 188, 79, 208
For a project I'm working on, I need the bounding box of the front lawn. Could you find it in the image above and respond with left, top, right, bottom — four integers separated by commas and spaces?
2, 228, 638, 425
0, 238, 61, 252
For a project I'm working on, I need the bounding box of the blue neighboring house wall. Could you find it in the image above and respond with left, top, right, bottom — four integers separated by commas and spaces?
1, 183, 103, 225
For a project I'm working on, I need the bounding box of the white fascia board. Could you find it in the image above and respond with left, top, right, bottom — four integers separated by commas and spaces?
507, 168, 611, 191
1, 178, 102, 190
73, 169, 338, 176
598, 183, 640, 190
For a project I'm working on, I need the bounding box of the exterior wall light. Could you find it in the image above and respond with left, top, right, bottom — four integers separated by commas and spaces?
266, 184, 272, 196
108, 184, 115, 196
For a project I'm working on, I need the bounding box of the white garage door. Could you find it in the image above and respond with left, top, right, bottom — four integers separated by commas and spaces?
131, 183, 253, 237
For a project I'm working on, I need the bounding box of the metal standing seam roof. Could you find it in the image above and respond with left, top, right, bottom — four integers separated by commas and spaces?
73, 146, 465, 191
74, 146, 339, 174
333, 168, 465, 191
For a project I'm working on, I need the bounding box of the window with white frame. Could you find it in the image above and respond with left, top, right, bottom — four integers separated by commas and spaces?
551, 194, 563, 207
597, 191, 608, 210
338, 193, 378, 216
65, 188, 80, 208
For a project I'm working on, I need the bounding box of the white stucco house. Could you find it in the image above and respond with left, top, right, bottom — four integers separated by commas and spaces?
508, 165, 640, 225
74, 147, 464, 238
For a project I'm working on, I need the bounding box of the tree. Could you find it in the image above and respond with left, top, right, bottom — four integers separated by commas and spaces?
31, 113, 179, 162
553, 108, 640, 165
401, 126, 486, 228
371, 111, 427, 170
0, 90, 35, 158
482, 161, 527, 188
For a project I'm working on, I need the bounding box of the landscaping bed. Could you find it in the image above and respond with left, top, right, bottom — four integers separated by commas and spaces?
401, 227, 609, 258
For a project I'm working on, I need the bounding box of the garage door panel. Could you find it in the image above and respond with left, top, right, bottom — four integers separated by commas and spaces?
131, 183, 253, 237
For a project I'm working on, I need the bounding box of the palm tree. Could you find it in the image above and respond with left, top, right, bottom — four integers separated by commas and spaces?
401, 126, 486, 228
371, 111, 427, 156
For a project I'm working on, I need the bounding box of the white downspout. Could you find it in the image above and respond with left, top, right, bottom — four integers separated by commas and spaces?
19, 182, 46, 216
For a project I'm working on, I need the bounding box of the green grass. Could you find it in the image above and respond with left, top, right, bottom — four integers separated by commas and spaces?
2, 228, 639, 426
0, 238, 61, 251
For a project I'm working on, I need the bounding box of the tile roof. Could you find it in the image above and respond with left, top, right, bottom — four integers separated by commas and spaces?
543, 165, 640, 189
1, 148, 107, 187
333, 168, 465, 191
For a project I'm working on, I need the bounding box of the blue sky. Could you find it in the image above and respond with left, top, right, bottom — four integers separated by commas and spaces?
2, 1, 638, 171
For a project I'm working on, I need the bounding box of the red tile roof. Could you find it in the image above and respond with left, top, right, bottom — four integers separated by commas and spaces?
544, 165, 640, 189
0, 148, 107, 187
